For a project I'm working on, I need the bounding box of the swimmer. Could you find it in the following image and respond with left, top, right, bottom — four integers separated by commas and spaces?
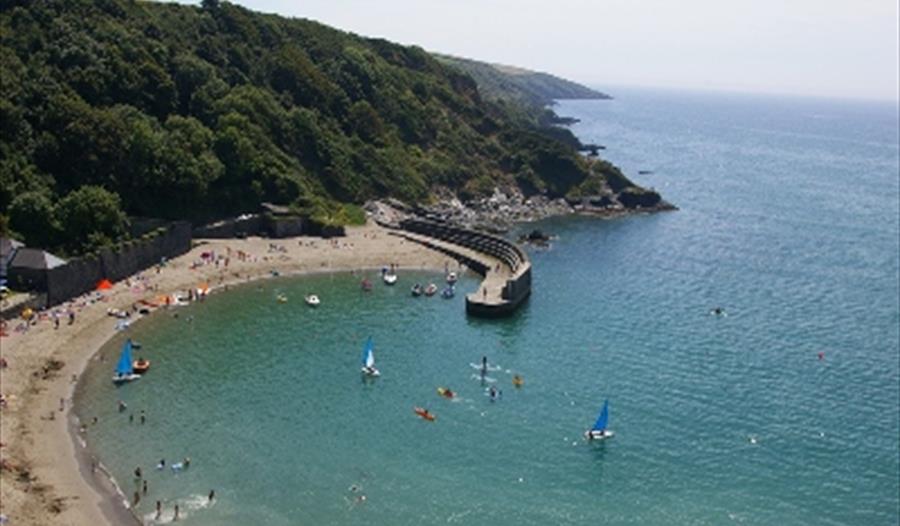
183, 457, 191, 468
118, 400, 127, 412
208, 489, 215, 502
157, 459, 165, 470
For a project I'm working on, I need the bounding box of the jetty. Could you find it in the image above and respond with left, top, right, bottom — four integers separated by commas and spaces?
372, 202, 531, 317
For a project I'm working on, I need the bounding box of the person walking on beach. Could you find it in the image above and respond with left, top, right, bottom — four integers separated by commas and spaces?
174, 504, 180, 521
68, 311, 75, 325
155, 500, 162, 520
142, 479, 148, 496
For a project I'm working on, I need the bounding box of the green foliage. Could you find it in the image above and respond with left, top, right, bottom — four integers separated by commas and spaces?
8, 191, 60, 248
57, 185, 129, 254
0, 0, 635, 255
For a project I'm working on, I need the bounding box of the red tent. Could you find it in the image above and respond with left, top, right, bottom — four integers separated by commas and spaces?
96, 279, 113, 290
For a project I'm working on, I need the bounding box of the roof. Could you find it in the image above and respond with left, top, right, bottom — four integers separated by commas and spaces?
0, 237, 24, 260
9, 248, 67, 270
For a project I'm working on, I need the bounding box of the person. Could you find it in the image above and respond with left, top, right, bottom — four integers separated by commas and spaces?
208, 489, 215, 502
142, 479, 148, 495
129, 414, 134, 423
489, 386, 498, 402
68, 311, 75, 325
482, 287, 487, 299
134, 466, 142, 479
174, 504, 179, 521
157, 459, 165, 470
59, 397, 65, 411
155, 500, 162, 520
183, 457, 191, 468
118, 400, 127, 412
140, 410, 146, 424
481, 356, 488, 378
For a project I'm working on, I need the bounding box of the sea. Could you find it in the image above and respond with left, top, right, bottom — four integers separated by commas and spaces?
75, 88, 900, 525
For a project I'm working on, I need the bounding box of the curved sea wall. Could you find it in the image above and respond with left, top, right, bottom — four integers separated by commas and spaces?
394, 217, 531, 318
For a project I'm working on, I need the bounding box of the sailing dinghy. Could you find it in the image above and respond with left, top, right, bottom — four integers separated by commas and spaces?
112, 339, 141, 384
361, 337, 380, 377
585, 399, 614, 440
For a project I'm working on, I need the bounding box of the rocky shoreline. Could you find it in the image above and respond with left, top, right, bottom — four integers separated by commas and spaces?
371, 186, 677, 234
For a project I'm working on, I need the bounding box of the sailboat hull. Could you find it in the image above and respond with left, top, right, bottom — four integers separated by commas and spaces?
112, 374, 141, 384
361, 367, 381, 377
585, 430, 614, 440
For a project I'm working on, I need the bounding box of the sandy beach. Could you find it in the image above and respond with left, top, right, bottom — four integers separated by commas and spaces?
0, 223, 450, 525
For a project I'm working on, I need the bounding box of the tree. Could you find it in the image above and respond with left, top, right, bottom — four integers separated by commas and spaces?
8, 191, 60, 248
57, 186, 129, 253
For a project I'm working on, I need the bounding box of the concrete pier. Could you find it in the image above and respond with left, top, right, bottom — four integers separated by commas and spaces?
390, 217, 531, 318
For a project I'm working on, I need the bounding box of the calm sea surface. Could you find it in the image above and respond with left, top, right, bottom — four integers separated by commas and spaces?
76, 89, 900, 525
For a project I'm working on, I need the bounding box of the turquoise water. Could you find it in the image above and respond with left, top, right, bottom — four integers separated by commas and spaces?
76, 89, 900, 525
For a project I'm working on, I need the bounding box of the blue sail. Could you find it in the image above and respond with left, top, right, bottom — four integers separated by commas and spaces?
592, 400, 609, 431
361, 337, 374, 367
115, 339, 134, 376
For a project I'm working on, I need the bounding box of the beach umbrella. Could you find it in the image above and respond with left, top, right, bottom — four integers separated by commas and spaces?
96, 279, 113, 290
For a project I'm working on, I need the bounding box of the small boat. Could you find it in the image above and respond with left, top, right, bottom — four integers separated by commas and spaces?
305, 294, 320, 307
424, 283, 438, 296
446, 272, 458, 285
361, 278, 373, 291
361, 337, 380, 377
441, 286, 455, 299
437, 387, 455, 399
132, 357, 151, 375
112, 339, 141, 384
584, 400, 614, 440
414, 407, 435, 421
383, 273, 397, 285
411, 284, 423, 297
512, 375, 524, 388
276, 294, 288, 303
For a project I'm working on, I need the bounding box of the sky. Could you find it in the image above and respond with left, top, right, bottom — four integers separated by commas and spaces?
200, 0, 898, 102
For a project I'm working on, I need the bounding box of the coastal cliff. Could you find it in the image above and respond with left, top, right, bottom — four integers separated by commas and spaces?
1, 0, 668, 258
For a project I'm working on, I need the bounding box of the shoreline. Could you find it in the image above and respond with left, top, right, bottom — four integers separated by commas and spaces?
0, 223, 450, 526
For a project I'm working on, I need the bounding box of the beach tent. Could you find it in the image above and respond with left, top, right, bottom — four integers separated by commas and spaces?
96, 279, 113, 290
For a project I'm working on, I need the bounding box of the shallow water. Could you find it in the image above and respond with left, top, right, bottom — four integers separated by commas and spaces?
76, 89, 900, 525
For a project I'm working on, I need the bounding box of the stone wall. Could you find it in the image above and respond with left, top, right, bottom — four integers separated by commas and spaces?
193, 215, 263, 239
44, 222, 192, 307
395, 217, 531, 317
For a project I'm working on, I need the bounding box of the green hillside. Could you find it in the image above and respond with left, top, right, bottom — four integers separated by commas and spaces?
435, 54, 611, 108
0, 0, 641, 255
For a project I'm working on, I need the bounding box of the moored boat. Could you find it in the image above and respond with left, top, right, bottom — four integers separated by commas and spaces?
446, 272, 458, 285
411, 283, 423, 297
441, 286, 455, 299
361, 278, 373, 291
305, 294, 320, 307
383, 272, 397, 285
424, 283, 438, 296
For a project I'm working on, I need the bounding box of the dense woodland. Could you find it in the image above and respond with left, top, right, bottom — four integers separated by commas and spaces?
1, 0, 637, 256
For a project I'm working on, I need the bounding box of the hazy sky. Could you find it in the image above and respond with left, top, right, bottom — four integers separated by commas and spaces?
211, 0, 898, 101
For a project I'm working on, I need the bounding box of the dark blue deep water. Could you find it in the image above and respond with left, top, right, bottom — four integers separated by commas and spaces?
77, 89, 900, 525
